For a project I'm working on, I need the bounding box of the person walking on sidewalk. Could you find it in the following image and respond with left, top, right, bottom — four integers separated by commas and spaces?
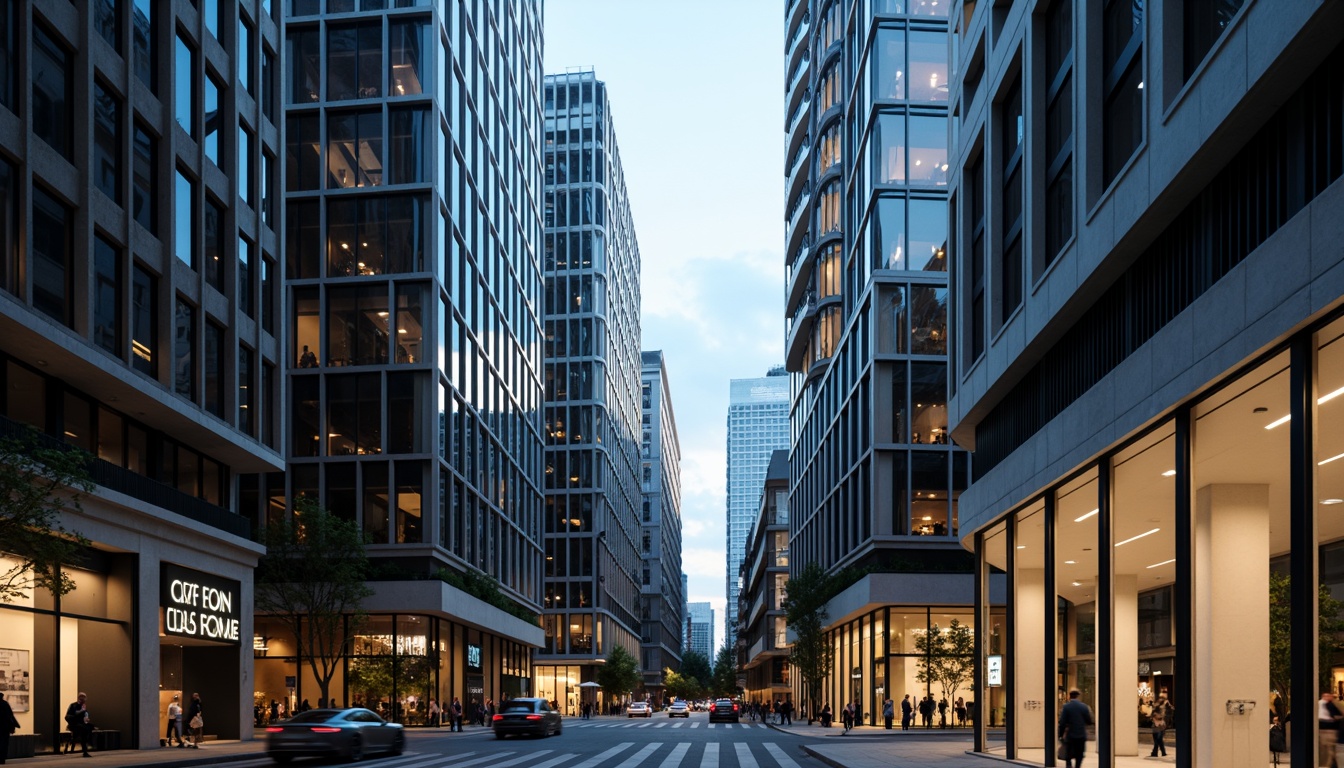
187, 692, 205, 748
901, 695, 913, 730
165, 694, 185, 747
450, 697, 464, 731
0, 692, 20, 765
782, 699, 793, 725
64, 692, 91, 757
883, 697, 895, 729
841, 701, 854, 733
1058, 689, 1094, 768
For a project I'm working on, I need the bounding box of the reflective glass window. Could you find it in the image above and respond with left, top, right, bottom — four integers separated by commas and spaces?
1, 0, 17, 110
874, 27, 905, 100
204, 198, 225, 291
239, 124, 253, 205
262, 47, 275, 120
327, 284, 389, 366
133, 123, 157, 234
261, 255, 276, 333
32, 187, 71, 326
909, 199, 947, 271
175, 33, 196, 136
132, 0, 155, 94
174, 300, 196, 400
291, 375, 319, 456
1102, 0, 1143, 186
92, 0, 119, 51
388, 373, 424, 453
238, 16, 252, 94
33, 26, 73, 159
390, 20, 429, 97
94, 83, 123, 204
239, 346, 254, 435
205, 320, 225, 417
204, 0, 220, 39
287, 28, 320, 103
204, 71, 221, 165
287, 200, 320, 278
394, 283, 424, 364
873, 111, 905, 184
908, 116, 947, 186
910, 286, 947, 355
874, 196, 906, 270
327, 110, 382, 188
909, 362, 946, 444
239, 235, 253, 317
0, 158, 14, 295
175, 170, 194, 268
390, 106, 430, 184
132, 263, 157, 375
286, 114, 321, 190
94, 236, 122, 356
328, 23, 382, 101
907, 31, 948, 102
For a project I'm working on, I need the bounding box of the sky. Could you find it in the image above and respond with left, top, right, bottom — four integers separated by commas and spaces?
544, 0, 786, 651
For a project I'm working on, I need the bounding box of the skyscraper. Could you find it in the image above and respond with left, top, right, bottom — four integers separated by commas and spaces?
687, 602, 716, 660
275, 0, 546, 712
0, 0, 281, 744
782, 0, 972, 721
725, 369, 790, 642
535, 70, 644, 714
639, 351, 683, 697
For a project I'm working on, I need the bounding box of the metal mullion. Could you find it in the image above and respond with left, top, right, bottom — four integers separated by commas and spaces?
1005, 515, 1018, 759
1044, 492, 1058, 767
974, 528, 987, 753
1174, 408, 1192, 768
1289, 332, 1317, 768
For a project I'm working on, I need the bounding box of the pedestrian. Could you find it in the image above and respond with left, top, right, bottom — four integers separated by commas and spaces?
1057, 689, 1094, 768
1323, 691, 1344, 768
165, 694, 185, 747
854, 699, 862, 728
1149, 694, 1170, 757
428, 699, 440, 727
821, 703, 832, 728
269, 699, 279, 724
939, 697, 949, 728
64, 691, 91, 757
883, 697, 895, 730
451, 697, 464, 731
956, 696, 967, 727
783, 699, 793, 725
0, 692, 20, 765
187, 692, 205, 748
1270, 716, 1287, 765
921, 695, 934, 728
842, 700, 855, 733
901, 694, 913, 730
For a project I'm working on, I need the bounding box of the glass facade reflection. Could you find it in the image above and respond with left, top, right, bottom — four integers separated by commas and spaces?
279, 0, 546, 711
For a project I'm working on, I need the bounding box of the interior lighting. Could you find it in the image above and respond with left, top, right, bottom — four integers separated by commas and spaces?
1016, 545, 1026, 549
1064, 560, 1077, 564
1146, 559, 1176, 569
1071, 581, 1081, 587
1265, 385, 1344, 429
1074, 508, 1099, 523
1115, 528, 1161, 547
1161, 469, 1176, 477
1321, 452, 1344, 466
1322, 499, 1344, 505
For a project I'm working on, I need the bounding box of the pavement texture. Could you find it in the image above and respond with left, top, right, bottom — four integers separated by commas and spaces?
6, 720, 997, 768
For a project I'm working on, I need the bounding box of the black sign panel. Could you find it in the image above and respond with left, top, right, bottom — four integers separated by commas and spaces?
161, 564, 242, 645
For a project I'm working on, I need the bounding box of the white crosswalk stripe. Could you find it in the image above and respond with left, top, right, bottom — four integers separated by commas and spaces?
763, 742, 803, 768
529, 754, 582, 768
654, 721, 669, 728
733, 742, 758, 768
568, 742, 635, 768
658, 742, 691, 768
701, 742, 719, 768
484, 749, 554, 768
690, 721, 701, 728
444, 751, 517, 768
613, 742, 662, 768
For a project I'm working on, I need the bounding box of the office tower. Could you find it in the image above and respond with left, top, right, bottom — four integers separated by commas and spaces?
0, 0, 281, 746
276, 0, 546, 715
948, 1, 1344, 763
682, 572, 690, 649
687, 602, 716, 661
535, 70, 644, 713
725, 368, 789, 642
737, 450, 791, 705
782, 0, 973, 722
640, 350, 684, 696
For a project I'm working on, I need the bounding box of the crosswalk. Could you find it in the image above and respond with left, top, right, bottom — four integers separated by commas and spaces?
232, 741, 803, 768
563, 720, 773, 730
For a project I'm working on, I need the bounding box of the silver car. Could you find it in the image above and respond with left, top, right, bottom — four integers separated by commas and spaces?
265, 708, 405, 763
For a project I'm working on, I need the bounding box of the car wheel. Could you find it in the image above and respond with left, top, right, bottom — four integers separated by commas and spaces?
347, 735, 363, 762
556, 723, 563, 735
390, 733, 405, 756
269, 755, 294, 764
495, 732, 506, 740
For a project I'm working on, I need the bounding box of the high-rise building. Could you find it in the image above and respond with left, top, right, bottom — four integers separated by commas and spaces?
687, 602, 716, 661
0, 0, 281, 747
725, 369, 789, 641
681, 572, 690, 649
535, 70, 644, 714
640, 350, 683, 698
948, 1, 1344, 763
273, 0, 546, 714
737, 450, 792, 705
782, 0, 976, 722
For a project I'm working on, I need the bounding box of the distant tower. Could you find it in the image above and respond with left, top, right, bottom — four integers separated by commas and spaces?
640, 351, 684, 692
687, 602, 716, 659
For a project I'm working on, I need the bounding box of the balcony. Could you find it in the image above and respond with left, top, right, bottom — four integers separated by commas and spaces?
785, 0, 808, 44
785, 12, 810, 76
785, 238, 813, 316
785, 290, 817, 370
784, 188, 811, 265
785, 89, 811, 159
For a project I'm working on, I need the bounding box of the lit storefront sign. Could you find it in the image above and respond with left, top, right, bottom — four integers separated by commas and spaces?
987, 655, 1003, 687
161, 564, 241, 644
467, 644, 482, 670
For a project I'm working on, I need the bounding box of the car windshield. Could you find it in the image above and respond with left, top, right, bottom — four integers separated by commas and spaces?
282, 710, 342, 724
500, 702, 537, 713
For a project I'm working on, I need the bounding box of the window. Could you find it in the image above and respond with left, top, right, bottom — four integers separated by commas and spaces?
94, 236, 123, 356
239, 346, 255, 435
204, 197, 225, 292
132, 0, 155, 94
175, 33, 196, 137
1102, 0, 1143, 187
261, 254, 276, 333
204, 72, 221, 165
238, 235, 253, 317
1184, 0, 1243, 79
31, 188, 71, 326
261, 47, 276, 120
1042, 0, 1073, 271
966, 155, 985, 362
286, 28, 320, 104
326, 194, 427, 275
175, 169, 194, 268
94, 83, 123, 204
174, 300, 196, 400
328, 23, 382, 101
874, 26, 905, 100
238, 15, 253, 94
287, 114, 321, 190
132, 263, 157, 375
204, 0, 220, 40
390, 106, 430, 184
908, 115, 948, 186
873, 111, 905, 184
1, 0, 15, 111
327, 110, 382, 188
205, 320, 225, 417
239, 123, 253, 204
33, 26, 73, 159
908, 31, 948, 102
262, 151, 276, 226
0, 158, 13, 295
96, 0, 121, 52
999, 73, 1023, 324
390, 20, 429, 97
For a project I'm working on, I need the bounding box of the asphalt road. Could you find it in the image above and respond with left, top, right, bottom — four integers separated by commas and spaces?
208, 713, 818, 768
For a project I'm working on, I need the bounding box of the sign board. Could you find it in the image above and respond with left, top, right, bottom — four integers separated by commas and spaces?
467, 644, 482, 670
161, 564, 241, 644
285, 676, 297, 689
987, 655, 1003, 687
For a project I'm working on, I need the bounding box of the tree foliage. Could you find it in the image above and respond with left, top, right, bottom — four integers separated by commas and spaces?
0, 427, 93, 603
711, 644, 739, 697
784, 561, 836, 721
255, 498, 375, 707
595, 645, 642, 697
679, 650, 713, 690
661, 667, 705, 701
1269, 571, 1344, 720
914, 619, 975, 704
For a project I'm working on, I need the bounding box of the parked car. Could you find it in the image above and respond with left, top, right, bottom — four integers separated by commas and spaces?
709, 698, 740, 723
667, 701, 690, 718
265, 708, 404, 763
492, 698, 563, 739
627, 701, 652, 718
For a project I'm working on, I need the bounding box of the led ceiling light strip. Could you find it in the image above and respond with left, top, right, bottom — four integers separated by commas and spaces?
1115, 528, 1160, 547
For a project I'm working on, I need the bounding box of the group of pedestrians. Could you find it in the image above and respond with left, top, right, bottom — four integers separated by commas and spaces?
161, 692, 206, 750
745, 700, 794, 724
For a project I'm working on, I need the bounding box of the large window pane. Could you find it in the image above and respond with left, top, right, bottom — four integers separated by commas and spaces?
909, 199, 947, 272
94, 83, 122, 204
0, 0, 13, 115
363, 461, 389, 542
1055, 467, 1098, 757
287, 200, 320, 278
909, 362, 946, 444
204, 197, 225, 291
175, 170, 194, 268
1013, 502, 1047, 757
239, 346, 254, 435
33, 26, 73, 159
133, 123, 157, 233
907, 31, 948, 102
31, 188, 71, 326
908, 116, 947, 186
204, 73, 221, 165
131, 263, 157, 375
327, 110, 382, 188
874, 27, 905, 100
239, 125, 253, 205
909, 286, 947, 355
873, 112, 905, 184
390, 107, 429, 184
286, 28, 320, 103
132, 0, 155, 93
205, 320, 225, 418
911, 451, 949, 535
175, 33, 196, 136
390, 20, 428, 97
874, 196, 905, 269
239, 235, 254, 317
286, 114, 321, 190
174, 300, 196, 400
94, 236, 122, 356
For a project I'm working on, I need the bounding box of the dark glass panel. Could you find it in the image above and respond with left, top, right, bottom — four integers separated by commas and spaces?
175, 170, 194, 268
204, 197, 225, 291
132, 0, 155, 93
204, 73, 220, 164
239, 235, 253, 317
132, 263, 158, 376
239, 346, 254, 435
286, 28, 320, 103
94, 236, 122, 356
31, 187, 71, 326
133, 123, 157, 233
205, 320, 225, 418
286, 113, 320, 190
33, 26, 73, 158
291, 375, 320, 456
286, 200, 320, 278
175, 33, 195, 136
362, 461, 389, 542
94, 83, 122, 204
174, 300, 195, 400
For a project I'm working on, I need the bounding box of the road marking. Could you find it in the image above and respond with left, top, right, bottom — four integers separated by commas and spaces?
613, 742, 661, 768
655, 722, 669, 728
568, 742, 634, 768
700, 742, 719, 768
690, 721, 701, 728
763, 743, 803, 768
671, 722, 685, 728
386, 755, 467, 768
484, 749, 552, 767
443, 751, 515, 767
706, 723, 715, 729
659, 742, 690, 768
528, 754, 581, 768
734, 743, 758, 768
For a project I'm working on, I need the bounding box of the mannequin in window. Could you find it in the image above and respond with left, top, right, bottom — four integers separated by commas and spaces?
298, 345, 318, 368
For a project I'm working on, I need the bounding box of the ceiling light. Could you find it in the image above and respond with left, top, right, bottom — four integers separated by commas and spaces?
1161, 469, 1176, 477
1075, 508, 1098, 523
1320, 452, 1344, 466
1323, 499, 1344, 505
1115, 528, 1161, 547
1146, 559, 1175, 569
1266, 387, 1344, 429
1265, 414, 1291, 430
1016, 545, 1026, 549
1071, 581, 1081, 587
397, 328, 407, 334
1064, 560, 1076, 565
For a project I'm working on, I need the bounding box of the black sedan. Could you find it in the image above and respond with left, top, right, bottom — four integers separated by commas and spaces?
708, 698, 740, 723
492, 698, 563, 739
265, 708, 404, 763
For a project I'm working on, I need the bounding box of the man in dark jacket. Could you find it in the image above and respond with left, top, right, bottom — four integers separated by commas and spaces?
1058, 689, 1094, 768
0, 692, 20, 765
901, 694, 913, 730
64, 692, 91, 757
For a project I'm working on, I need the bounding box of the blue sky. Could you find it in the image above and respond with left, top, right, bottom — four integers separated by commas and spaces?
544, 0, 786, 650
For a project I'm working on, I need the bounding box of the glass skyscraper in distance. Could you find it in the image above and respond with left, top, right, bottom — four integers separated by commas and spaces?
687, 601, 716, 660
640, 350, 684, 698
725, 368, 790, 642
535, 70, 645, 714
278, 0, 547, 713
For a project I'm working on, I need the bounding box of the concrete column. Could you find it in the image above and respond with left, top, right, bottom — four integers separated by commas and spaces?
1193, 484, 1269, 768
1015, 567, 1046, 748
137, 554, 163, 750
1113, 573, 1139, 757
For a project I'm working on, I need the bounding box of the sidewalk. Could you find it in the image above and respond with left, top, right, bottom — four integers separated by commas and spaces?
765, 721, 995, 768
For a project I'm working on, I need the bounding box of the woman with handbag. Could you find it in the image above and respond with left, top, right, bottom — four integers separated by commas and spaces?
1150, 694, 1171, 757
187, 692, 204, 748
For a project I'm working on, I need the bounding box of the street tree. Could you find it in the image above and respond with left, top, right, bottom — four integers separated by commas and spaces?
711, 644, 739, 697
915, 619, 975, 713
595, 645, 642, 702
680, 650, 713, 690
255, 497, 374, 708
784, 561, 836, 722
661, 667, 704, 701
0, 427, 92, 603
1269, 571, 1344, 721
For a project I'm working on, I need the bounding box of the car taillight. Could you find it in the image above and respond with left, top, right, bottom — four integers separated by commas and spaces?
265, 727, 284, 733
733, 704, 739, 711
309, 727, 341, 733
492, 714, 503, 722
525, 714, 542, 720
